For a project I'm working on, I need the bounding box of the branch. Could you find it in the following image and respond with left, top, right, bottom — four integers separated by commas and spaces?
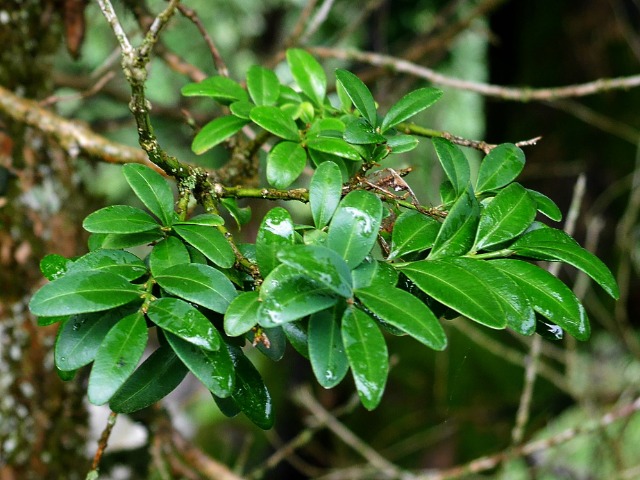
0, 84, 152, 167
311, 47, 640, 101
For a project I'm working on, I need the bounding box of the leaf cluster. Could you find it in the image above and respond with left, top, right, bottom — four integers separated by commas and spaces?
29, 50, 619, 427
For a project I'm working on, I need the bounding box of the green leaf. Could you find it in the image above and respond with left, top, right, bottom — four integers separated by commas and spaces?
527, 189, 563, 222
258, 267, 338, 327
389, 210, 441, 259
29, 271, 141, 317
327, 190, 383, 268
250, 105, 299, 141
88, 312, 148, 405
173, 224, 235, 269
277, 245, 353, 298
155, 263, 237, 313
67, 249, 147, 281
432, 138, 470, 196
122, 164, 175, 226
490, 259, 590, 340
221, 198, 252, 228
40, 254, 71, 281
282, 321, 309, 358
55, 307, 133, 371
94, 230, 164, 249
83, 205, 160, 234
256, 207, 295, 277
335, 69, 377, 127
356, 285, 447, 350
246, 65, 280, 106
342, 307, 388, 410
110, 345, 188, 413
400, 259, 509, 329
385, 134, 419, 154
381, 87, 442, 132
213, 394, 241, 418
250, 326, 286, 361
310, 160, 342, 229
229, 100, 255, 119
181, 76, 248, 104
286, 48, 326, 107
149, 236, 191, 276
266, 141, 307, 189
228, 345, 274, 429
344, 118, 386, 144
429, 187, 479, 259
474, 183, 537, 250
306, 137, 362, 161
510, 228, 619, 299
166, 332, 235, 398
475, 144, 525, 193
309, 307, 349, 388
224, 291, 260, 337
174, 213, 224, 227
192, 116, 249, 155
148, 298, 220, 351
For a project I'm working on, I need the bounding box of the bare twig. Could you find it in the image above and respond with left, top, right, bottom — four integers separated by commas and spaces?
96, 0, 133, 55
177, 3, 229, 77
90, 412, 118, 471
40, 71, 116, 107
138, 0, 180, 61
311, 46, 640, 101
301, 0, 337, 43
283, 0, 319, 48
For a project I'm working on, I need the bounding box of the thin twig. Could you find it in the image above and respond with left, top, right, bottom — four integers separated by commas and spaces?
177, 3, 229, 77
301, 0, 337, 43
40, 71, 116, 107
96, 0, 134, 55
138, 0, 180, 61
311, 46, 640, 101
283, 0, 319, 48
91, 411, 118, 471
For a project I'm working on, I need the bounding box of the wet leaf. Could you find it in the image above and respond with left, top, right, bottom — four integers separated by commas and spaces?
174, 214, 224, 227
173, 224, 235, 269
67, 249, 147, 281
40, 253, 71, 281
429, 187, 479, 259
309, 307, 349, 388
266, 141, 307, 188
149, 237, 190, 276
122, 164, 175, 226
224, 291, 260, 337
389, 210, 441, 259
83, 205, 160, 234
256, 207, 295, 277
527, 189, 562, 222
309, 160, 342, 229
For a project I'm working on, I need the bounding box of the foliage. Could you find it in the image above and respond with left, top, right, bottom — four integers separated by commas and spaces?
29, 49, 618, 429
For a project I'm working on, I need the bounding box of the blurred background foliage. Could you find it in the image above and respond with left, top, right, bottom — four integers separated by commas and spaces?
2, 0, 640, 479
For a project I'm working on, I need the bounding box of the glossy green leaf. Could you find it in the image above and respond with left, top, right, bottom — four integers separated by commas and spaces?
155, 263, 237, 313
122, 164, 175, 226
474, 183, 537, 250
228, 345, 274, 429
213, 393, 241, 418
282, 321, 309, 358
439, 180, 456, 204
344, 118, 386, 145
250, 105, 299, 141
173, 224, 235, 269
181, 76, 248, 104
386, 134, 419, 153
451, 258, 535, 335
250, 326, 286, 361
277, 245, 353, 297
29, 271, 141, 317
221, 198, 252, 228
67, 249, 147, 281
432, 138, 470, 196
95, 230, 164, 249
310, 160, 342, 229
40, 254, 71, 281
278, 85, 302, 103
266, 141, 307, 188
149, 237, 190, 276
389, 210, 441, 259
258, 269, 338, 327
309, 307, 349, 388
37, 315, 68, 326
400, 259, 508, 329
527, 189, 563, 222
510, 228, 619, 299
356, 285, 447, 350
335, 69, 377, 127
229, 100, 255, 119
306, 137, 362, 161
83, 205, 160, 234
110, 345, 188, 413
175, 214, 224, 227
490, 259, 590, 340
246, 65, 280, 106
475, 144, 525, 193
381, 87, 442, 132
192, 116, 249, 155
342, 307, 388, 410
429, 187, 479, 259
88, 312, 148, 405
327, 190, 383, 268
286, 48, 326, 107
256, 207, 295, 277
224, 291, 260, 337
148, 298, 220, 351
166, 332, 235, 397
55, 307, 132, 370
